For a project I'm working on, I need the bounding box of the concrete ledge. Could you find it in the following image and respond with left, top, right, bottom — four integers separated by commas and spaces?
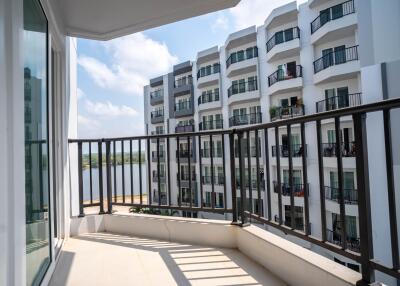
237, 225, 361, 286
69, 214, 360, 286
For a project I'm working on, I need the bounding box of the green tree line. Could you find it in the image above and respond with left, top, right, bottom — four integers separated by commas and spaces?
82, 151, 145, 169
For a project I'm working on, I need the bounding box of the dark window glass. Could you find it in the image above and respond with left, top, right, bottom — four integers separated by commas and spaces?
275, 31, 284, 44
284, 28, 294, 41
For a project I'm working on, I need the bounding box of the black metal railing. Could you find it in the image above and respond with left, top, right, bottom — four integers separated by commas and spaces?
151, 151, 164, 160
267, 27, 300, 52
69, 96, 400, 285
316, 93, 362, 113
151, 109, 164, 118
199, 120, 223, 131
175, 124, 194, 133
325, 186, 358, 204
226, 46, 258, 68
197, 63, 220, 79
177, 172, 196, 182
229, 112, 262, 127
174, 76, 193, 88
273, 181, 307, 197
322, 142, 356, 157
228, 78, 258, 97
268, 65, 302, 87
314, 45, 358, 73
198, 91, 220, 105
270, 105, 304, 121
201, 148, 223, 158
272, 144, 306, 158
311, 0, 355, 34
176, 149, 194, 159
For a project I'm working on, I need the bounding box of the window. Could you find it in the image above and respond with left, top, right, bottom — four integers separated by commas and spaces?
322, 48, 333, 68
246, 47, 253, 59
331, 3, 344, 19
238, 79, 246, 93
275, 31, 284, 44
337, 87, 349, 108
284, 28, 294, 41
237, 50, 245, 61
334, 45, 346, 65
327, 130, 336, 143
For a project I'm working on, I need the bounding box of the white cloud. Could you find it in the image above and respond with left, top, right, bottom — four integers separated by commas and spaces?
78, 32, 178, 96
229, 0, 306, 30
84, 99, 138, 118
78, 115, 100, 130
77, 88, 86, 100
211, 12, 229, 33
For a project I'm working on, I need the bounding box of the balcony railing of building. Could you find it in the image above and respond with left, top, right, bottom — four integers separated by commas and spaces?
176, 149, 195, 159
197, 63, 220, 79
150, 89, 163, 100
313, 45, 359, 74
177, 172, 196, 182
201, 147, 223, 158
325, 186, 358, 204
234, 146, 262, 158
266, 27, 300, 53
175, 124, 194, 133
228, 78, 258, 97
273, 181, 307, 197
311, 0, 355, 34
229, 112, 262, 127
235, 178, 266, 190
268, 65, 302, 87
174, 76, 193, 88
69, 97, 400, 285
270, 105, 305, 121
151, 130, 165, 143
151, 150, 164, 161
326, 229, 360, 253
226, 46, 258, 68
199, 119, 223, 131
322, 142, 356, 157
151, 109, 164, 119
198, 91, 220, 105
174, 100, 192, 112
202, 175, 225, 186
152, 171, 165, 182
272, 144, 306, 158
316, 93, 362, 113
274, 215, 305, 232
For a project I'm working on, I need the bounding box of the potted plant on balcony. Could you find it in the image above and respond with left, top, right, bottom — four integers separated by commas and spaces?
269, 106, 279, 119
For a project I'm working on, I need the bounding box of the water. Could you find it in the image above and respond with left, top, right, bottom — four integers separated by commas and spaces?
82, 164, 147, 202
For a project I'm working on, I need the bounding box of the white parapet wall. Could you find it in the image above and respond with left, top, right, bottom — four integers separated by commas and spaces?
70, 214, 361, 286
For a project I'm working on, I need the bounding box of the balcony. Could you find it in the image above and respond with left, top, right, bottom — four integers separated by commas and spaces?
202, 175, 225, 186
175, 124, 194, 133
174, 100, 193, 118
234, 146, 262, 158
151, 131, 165, 143
67, 97, 400, 286
322, 142, 356, 157
226, 47, 258, 77
268, 65, 303, 96
325, 186, 358, 205
173, 76, 192, 97
270, 105, 304, 122
266, 27, 301, 62
227, 78, 259, 105
272, 144, 306, 158
197, 63, 220, 88
176, 149, 196, 163
235, 178, 266, 191
151, 110, 164, 124
316, 92, 362, 113
313, 45, 359, 84
201, 148, 223, 158
150, 89, 164, 105
229, 112, 262, 127
273, 182, 307, 197
199, 119, 223, 131
197, 91, 221, 111
310, 0, 357, 45
152, 171, 166, 183
151, 151, 165, 162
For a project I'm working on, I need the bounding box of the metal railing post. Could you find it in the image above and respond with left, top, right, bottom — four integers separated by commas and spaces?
229, 132, 238, 224
77, 142, 85, 217
353, 113, 374, 285
98, 141, 105, 214
237, 131, 247, 225
105, 141, 113, 214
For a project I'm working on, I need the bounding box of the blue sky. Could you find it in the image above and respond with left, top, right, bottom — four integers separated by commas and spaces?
77, 0, 306, 139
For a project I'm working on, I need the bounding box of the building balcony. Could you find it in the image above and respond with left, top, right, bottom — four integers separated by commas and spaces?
235, 178, 266, 191
152, 172, 166, 183
272, 144, 306, 158
150, 89, 164, 105
151, 111, 164, 124
229, 112, 262, 127
322, 142, 356, 157
326, 229, 360, 253
174, 100, 194, 118
273, 181, 307, 197
325, 186, 358, 205
268, 65, 303, 96
313, 45, 359, 84
197, 64, 220, 88
226, 47, 258, 77
177, 172, 197, 189
197, 91, 221, 111
227, 79, 259, 105
266, 27, 301, 62
270, 105, 304, 122
199, 119, 223, 131
176, 149, 196, 163
311, 0, 357, 46
173, 77, 192, 97
201, 148, 223, 158
175, 124, 194, 133
151, 151, 165, 162
202, 175, 225, 186
151, 131, 165, 143
316, 92, 362, 113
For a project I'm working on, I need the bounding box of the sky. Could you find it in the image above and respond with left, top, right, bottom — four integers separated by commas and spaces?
77, 0, 307, 139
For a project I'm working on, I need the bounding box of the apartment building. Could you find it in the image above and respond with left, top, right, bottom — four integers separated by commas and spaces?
144, 0, 398, 281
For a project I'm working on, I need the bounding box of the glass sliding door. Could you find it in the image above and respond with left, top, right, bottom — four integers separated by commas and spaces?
23, 0, 51, 285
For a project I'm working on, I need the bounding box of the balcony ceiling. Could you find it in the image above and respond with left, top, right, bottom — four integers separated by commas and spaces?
55, 0, 240, 40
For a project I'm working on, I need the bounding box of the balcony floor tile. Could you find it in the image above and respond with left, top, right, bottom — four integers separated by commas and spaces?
49, 232, 285, 286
